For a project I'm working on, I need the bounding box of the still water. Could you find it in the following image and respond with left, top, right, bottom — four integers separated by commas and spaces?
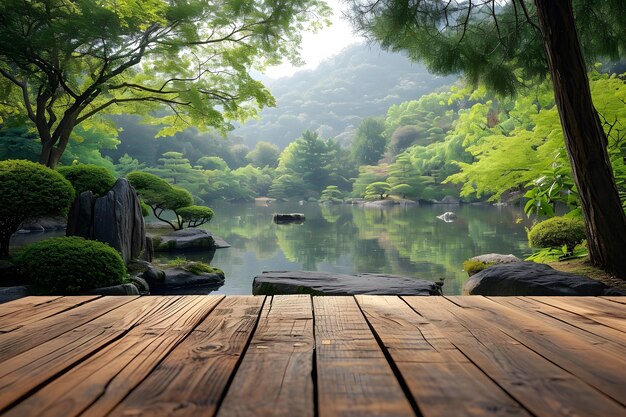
156, 201, 533, 295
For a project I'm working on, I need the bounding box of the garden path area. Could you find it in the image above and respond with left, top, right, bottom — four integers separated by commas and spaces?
0, 295, 625, 417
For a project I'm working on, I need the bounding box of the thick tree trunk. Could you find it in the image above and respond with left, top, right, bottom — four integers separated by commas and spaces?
535, 0, 626, 277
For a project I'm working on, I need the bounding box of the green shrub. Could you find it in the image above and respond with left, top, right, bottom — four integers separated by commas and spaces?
58, 164, 116, 196
528, 216, 586, 255
0, 160, 75, 256
177, 205, 214, 228
15, 236, 126, 294
463, 259, 495, 276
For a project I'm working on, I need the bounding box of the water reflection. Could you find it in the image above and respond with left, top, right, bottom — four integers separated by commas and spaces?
155, 202, 532, 295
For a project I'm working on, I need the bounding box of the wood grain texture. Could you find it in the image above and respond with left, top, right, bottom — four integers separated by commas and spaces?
0, 296, 62, 317
217, 295, 314, 417
405, 296, 626, 417
0, 297, 186, 414
443, 296, 626, 406
491, 297, 626, 348
0, 296, 138, 362
108, 296, 264, 417
528, 296, 626, 333
356, 295, 530, 417
0, 296, 99, 333
2, 296, 223, 417
315, 296, 416, 417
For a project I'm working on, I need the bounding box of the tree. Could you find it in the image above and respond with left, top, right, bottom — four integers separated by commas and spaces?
0, 0, 331, 168
0, 160, 75, 256
127, 171, 196, 230
351, 117, 387, 165
246, 141, 280, 168
280, 130, 336, 191
346, 0, 626, 276
196, 156, 229, 171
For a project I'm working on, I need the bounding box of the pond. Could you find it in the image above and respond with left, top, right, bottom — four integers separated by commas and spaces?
154, 201, 534, 295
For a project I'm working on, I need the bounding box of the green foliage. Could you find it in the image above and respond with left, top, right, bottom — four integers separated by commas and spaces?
196, 156, 229, 171
462, 259, 495, 276
351, 117, 387, 165
0, 0, 331, 165
320, 186, 344, 202
177, 205, 214, 229
525, 246, 588, 263
527, 216, 587, 255
0, 160, 75, 255
246, 141, 280, 168
15, 237, 126, 294
57, 164, 116, 197
115, 154, 145, 178
127, 171, 195, 230
364, 181, 391, 200
164, 258, 223, 276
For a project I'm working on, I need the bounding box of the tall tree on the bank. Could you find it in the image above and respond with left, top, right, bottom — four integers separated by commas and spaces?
0, 0, 330, 168
346, 0, 626, 277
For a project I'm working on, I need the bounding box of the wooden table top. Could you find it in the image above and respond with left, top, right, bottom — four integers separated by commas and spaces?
0, 295, 624, 417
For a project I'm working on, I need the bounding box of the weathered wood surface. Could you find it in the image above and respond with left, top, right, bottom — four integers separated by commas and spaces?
0, 295, 624, 417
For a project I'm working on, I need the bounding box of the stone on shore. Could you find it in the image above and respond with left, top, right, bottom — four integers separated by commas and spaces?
253, 271, 441, 296
463, 262, 624, 296
141, 265, 224, 292
153, 228, 230, 251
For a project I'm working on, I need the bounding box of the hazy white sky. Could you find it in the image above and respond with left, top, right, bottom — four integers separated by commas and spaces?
263, 0, 363, 79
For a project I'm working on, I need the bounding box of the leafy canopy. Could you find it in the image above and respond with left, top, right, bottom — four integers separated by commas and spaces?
0, 0, 331, 165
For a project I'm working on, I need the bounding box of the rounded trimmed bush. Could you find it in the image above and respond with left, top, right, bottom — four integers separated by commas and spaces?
127, 171, 193, 210
15, 236, 127, 294
528, 216, 586, 255
177, 205, 214, 228
58, 164, 116, 196
0, 160, 75, 255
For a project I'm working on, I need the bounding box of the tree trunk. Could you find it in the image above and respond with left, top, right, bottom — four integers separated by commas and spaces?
535, 0, 626, 277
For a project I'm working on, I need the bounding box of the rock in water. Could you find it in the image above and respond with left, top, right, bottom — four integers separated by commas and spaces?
436, 212, 456, 222
153, 228, 230, 251
67, 178, 145, 265
463, 262, 624, 296
273, 213, 306, 223
253, 271, 441, 296
469, 253, 521, 264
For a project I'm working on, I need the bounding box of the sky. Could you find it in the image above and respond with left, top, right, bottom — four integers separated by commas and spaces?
262, 0, 364, 79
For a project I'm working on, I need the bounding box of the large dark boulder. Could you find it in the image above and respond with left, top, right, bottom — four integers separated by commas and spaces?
153, 228, 230, 251
463, 262, 624, 296
253, 271, 441, 296
67, 178, 145, 265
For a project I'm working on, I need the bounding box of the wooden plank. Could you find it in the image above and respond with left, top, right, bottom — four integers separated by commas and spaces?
492, 297, 626, 348
107, 296, 264, 417
2, 295, 223, 417
602, 296, 626, 306
0, 296, 180, 413
451, 296, 626, 400
0, 296, 101, 333
216, 295, 314, 417
0, 296, 138, 362
356, 295, 530, 417
0, 296, 62, 317
404, 296, 626, 417
314, 296, 416, 417
529, 297, 626, 333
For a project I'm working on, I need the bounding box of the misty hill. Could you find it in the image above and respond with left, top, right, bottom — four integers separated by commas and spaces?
235, 43, 457, 149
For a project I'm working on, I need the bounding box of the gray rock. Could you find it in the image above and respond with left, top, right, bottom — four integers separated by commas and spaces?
436, 212, 456, 222
253, 271, 441, 296
463, 262, 624, 296
0, 286, 29, 303
470, 253, 521, 264
142, 266, 165, 283
85, 283, 140, 296
67, 179, 145, 265
273, 213, 306, 223
142, 267, 224, 291
153, 228, 229, 251
439, 195, 460, 205
130, 276, 150, 293
17, 222, 45, 233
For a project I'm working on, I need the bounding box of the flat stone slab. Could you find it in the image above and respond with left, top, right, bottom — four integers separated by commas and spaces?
463, 262, 625, 296
153, 228, 230, 251
253, 270, 441, 296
